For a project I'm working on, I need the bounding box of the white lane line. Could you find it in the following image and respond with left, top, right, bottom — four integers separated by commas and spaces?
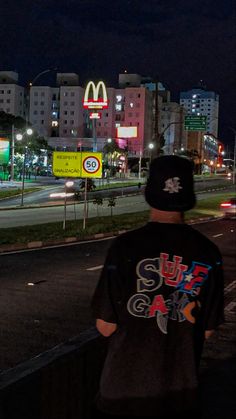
86, 265, 104, 271
212, 233, 223, 238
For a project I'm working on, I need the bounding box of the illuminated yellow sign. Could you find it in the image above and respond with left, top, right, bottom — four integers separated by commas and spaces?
83, 81, 108, 109
52, 152, 102, 178
117, 126, 138, 138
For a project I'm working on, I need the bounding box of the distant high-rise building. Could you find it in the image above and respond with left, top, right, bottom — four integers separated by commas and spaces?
180, 88, 219, 137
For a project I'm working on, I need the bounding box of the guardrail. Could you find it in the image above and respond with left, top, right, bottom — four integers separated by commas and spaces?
0, 328, 107, 419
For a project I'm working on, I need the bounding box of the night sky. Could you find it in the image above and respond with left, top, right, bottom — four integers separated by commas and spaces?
0, 0, 235, 147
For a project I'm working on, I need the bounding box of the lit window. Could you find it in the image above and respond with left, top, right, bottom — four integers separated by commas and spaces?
130, 103, 134, 108
116, 95, 122, 102
115, 104, 122, 111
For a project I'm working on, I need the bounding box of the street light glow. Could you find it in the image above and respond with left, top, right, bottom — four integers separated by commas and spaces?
26, 128, 33, 136
65, 181, 74, 188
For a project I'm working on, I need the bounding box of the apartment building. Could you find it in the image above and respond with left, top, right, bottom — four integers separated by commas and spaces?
180, 88, 219, 137
0, 71, 25, 118
29, 74, 85, 148
2, 70, 220, 161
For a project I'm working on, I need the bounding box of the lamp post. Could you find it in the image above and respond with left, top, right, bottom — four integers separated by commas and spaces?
138, 143, 154, 179
27, 68, 57, 124
11, 125, 15, 181
16, 128, 33, 206
228, 127, 236, 185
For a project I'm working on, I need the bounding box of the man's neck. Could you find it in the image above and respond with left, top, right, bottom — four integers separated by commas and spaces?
149, 208, 184, 224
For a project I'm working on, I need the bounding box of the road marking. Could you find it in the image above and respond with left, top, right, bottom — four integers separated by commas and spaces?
224, 280, 236, 294
86, 265, 103, 271
212, 233, 223, 238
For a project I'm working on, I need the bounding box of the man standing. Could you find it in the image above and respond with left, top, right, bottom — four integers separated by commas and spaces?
91, 155, 224, 418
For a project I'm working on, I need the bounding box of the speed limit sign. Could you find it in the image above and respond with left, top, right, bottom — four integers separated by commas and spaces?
81, 153, 102, 178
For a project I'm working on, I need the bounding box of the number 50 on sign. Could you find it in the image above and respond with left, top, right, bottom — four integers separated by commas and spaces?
81, 153, 103, 178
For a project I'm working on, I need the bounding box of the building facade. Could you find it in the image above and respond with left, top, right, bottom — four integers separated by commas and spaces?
0, 71, 222, 168
180, 88, 219, 137
0, 72, 25, 118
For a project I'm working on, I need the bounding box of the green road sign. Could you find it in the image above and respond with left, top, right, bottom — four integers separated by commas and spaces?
184, 115, 207, 131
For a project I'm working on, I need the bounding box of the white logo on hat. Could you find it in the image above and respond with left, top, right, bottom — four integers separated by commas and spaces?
163, 177, 183, 193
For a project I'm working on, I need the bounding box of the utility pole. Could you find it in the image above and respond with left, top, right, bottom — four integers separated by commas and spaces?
11, 125, 15, 180
152, 77, 161, 157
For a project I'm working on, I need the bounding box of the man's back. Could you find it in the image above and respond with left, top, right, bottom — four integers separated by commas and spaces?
91, 222, 224, 416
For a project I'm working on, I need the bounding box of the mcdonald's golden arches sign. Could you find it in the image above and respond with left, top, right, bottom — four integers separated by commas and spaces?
83, 81, 108, 110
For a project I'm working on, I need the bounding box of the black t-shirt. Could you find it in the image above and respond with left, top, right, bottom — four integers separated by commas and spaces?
91, 222, 224, 416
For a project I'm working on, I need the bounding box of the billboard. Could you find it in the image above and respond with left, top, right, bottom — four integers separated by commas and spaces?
0, 138, 10, 165
116, 126, 138, 138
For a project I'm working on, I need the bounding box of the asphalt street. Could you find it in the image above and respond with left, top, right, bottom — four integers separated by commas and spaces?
0, 218, 235, 417
0, 218, 235, 372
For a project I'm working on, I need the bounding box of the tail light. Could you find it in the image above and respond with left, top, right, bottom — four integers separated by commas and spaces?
220, 202, 232, 208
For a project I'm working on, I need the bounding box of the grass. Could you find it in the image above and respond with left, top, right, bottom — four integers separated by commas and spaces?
0, 192, 234, 246
0, 187, 41, 199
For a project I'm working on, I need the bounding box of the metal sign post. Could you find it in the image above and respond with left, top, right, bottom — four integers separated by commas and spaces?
83, 178, 88, 230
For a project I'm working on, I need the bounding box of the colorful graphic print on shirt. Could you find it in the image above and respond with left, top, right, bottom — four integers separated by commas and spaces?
127, 253, 212, 334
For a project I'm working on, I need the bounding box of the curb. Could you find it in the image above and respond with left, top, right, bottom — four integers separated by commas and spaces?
0, 216, 222, 254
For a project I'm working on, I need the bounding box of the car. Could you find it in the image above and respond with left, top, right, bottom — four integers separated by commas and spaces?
220, 197, 236, 218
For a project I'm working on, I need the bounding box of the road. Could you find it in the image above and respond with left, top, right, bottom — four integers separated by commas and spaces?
0, 176, 231, 208
0, 188, 234, 228
0, 218, 235, 372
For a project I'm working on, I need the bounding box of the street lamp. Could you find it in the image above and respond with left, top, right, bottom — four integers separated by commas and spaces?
228, 127, 236, 185
16, 128, 33, 206
27, 68, 57, 124
138, 143, 154, 179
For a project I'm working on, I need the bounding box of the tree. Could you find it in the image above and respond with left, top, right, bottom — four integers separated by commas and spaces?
0, 111, 52, 177
79, 178, 96, 191
107, 195, 116, 217
103, 141, 125, 176
93, 195, 104, 216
